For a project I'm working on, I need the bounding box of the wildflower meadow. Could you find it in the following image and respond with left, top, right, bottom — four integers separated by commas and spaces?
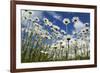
21, 10, 90, 63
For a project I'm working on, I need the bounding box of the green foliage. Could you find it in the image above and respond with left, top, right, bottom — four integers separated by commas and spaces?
21, 30, 90, 63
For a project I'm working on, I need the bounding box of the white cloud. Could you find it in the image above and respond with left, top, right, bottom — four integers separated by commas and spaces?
47, 12, 62, 21
72, 17, 85, 32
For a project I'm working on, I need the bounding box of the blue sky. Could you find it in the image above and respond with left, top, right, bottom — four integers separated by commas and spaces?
43, 11, 90, 33
33, 10, 90, 34
22, 10, 90, 35
21, 10, 90, 47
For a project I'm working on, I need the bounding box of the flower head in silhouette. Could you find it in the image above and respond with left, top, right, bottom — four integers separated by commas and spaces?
33, 16, 40, 22
63, 18, 70, 25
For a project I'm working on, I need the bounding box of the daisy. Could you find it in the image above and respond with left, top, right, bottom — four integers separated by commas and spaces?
61, 30, 66, 34
47, 36, 51, 40
82, 28, 87, 34
55, 30, 61, 35
72, 31, 77, 35
43, 18, 49, 24
66, 34, 71, 41
24, 10, 28, 12
28, 11, 32, 15
61, 45, 65, 49
21, 10, 28, 21
44, 51, 48, 54
34, 23, 39, 27
72, 16, 85, 32
85, 27, 90, 32
40, 50, 45, 53
58, 40, 67, 49
35, 23, 42, 29
51, 28, 55, 32
33, 23, 43, 34
52, 25, 60, 31
53, 46, 58, 49
33, 16, 40, 22
23, 10, 33, 19
72, 17, 79, 23
57, 40, 63, 44
51, 43, 58, 49
84, 23, 89, 27
71, 39, 77, 46
45, 35, 51, 39
56, 34, 62, 39
63, 18, 70, 25
48, 22, 53, 27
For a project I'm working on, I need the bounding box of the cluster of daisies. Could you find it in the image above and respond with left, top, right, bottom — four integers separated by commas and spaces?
21, 10, 90, 61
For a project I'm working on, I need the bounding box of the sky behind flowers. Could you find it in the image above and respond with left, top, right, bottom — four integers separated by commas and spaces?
24, 10, 90, 34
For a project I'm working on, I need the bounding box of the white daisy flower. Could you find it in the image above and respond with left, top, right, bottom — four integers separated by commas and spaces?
61, 45, 65, 49
57, 33, 62, 38
22, 10, 33, 19
72, 17, 85, 32
82, 40, 87, 47
63, 18, 70, 25
85, 27, 90, 32
57, 40, 63, 44
84, 23, 89, 27
48, 22, 53, 27
44, 51, 48, 54
72, 31, 77, 35
35, 23, 42, 29
61, 30, 66, 34
34, 23, 39, 27
51, 28, 55, 32
66, 34, 71, 41
81, 28, 87, 34
40, 51, 45, 53
21, 10, 27, 16
21, 16, 27, 21
33, 23, 43, 34
41, 32, 51, 39
21, 10, 27, 21
54, 30, 60, 35
33, 16, 40, 22
57, 40, 67, 49
45, 35, 51, 39
72, 17, 79, 23
52, 25, 60, 31
43, 18, 49, 24
51, 43, 58, 49
43, 18, 53, 27
47, 36, 51, 39
53, 46, 58, 49
41, 34, 46, 38
70, 38, 77, 45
